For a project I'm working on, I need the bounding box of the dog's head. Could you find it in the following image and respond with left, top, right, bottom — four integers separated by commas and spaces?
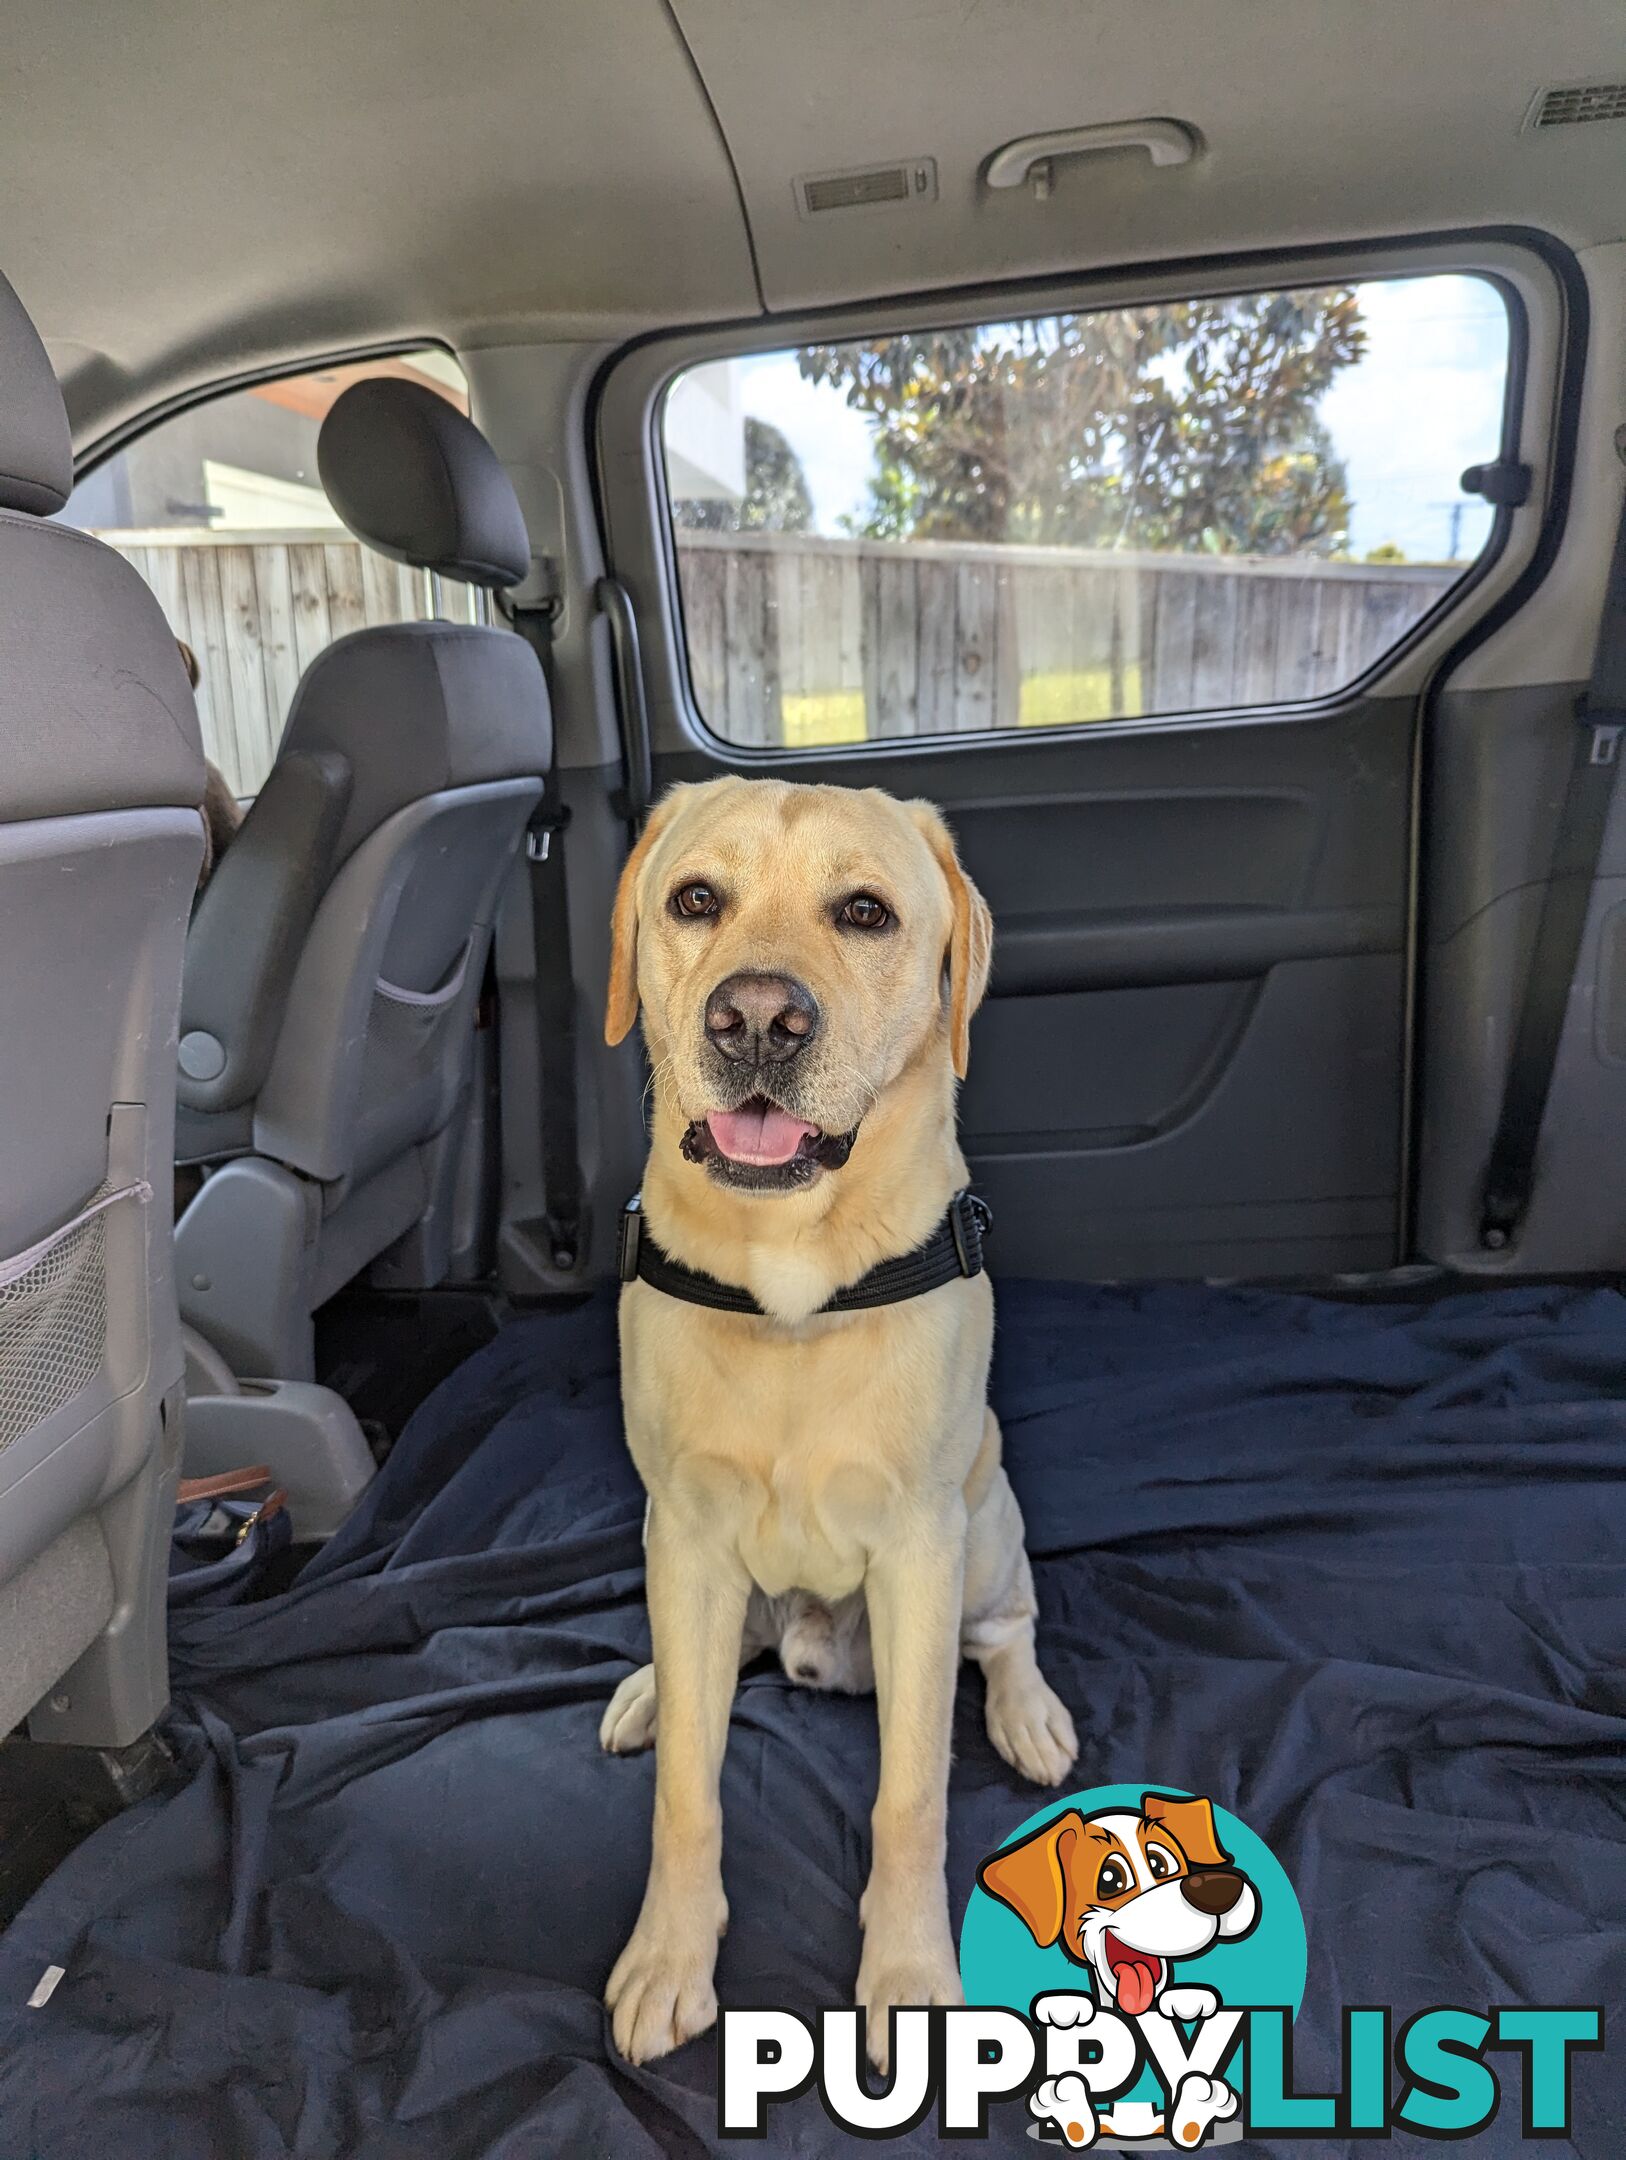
604, 778, 990, 1193
978, 1793, 1259, 2015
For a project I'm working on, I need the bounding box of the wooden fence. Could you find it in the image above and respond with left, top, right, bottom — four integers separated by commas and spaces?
674, 529, 1458, 746
103, 528, 479, 795
104, 524, 1461, 784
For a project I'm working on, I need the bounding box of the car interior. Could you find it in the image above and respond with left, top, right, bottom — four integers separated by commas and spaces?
3, 3, 1626, 2149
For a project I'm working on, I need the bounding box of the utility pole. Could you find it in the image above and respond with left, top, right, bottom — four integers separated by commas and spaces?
1424, 499, 1467, 561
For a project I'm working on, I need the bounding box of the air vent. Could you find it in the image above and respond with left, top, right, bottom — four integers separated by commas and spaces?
794, 158, 937, 218
1525, 81, 1626, 130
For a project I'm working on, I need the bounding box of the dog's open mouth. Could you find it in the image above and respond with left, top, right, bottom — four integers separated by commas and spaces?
705, 1099, 820, 1166
680, 1096, 859, 1187
1102, 1930, 1166, 2016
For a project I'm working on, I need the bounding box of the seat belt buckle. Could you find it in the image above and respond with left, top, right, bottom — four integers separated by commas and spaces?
1478, 1193, 1519, 1252
525, 804, 571, 862
1576, 698, 1626, 766
617, 1194, 644, 1284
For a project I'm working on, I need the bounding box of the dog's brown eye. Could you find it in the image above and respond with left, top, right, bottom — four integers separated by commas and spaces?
1096, 1855, 1132, 1899
1145, 1843, 1178, 1881
840, 893, 889, 930
673, 883, 719, 919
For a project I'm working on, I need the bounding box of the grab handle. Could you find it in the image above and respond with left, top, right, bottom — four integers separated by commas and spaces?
598, 576, 654, 829
986, 120, 1198, 195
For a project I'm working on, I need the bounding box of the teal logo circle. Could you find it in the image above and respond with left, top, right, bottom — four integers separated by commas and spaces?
960, 1784, 1305, 2113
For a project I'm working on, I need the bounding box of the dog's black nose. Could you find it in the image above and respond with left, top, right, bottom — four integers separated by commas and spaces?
705, 972, 819, 1065
1182, 1869, 1246, 1917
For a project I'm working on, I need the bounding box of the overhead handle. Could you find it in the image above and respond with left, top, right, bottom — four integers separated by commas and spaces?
985, 119, 1199, 197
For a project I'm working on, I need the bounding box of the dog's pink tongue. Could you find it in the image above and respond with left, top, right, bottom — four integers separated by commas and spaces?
1116, 1957, 1158, 2017
707, 1104, 818, 1166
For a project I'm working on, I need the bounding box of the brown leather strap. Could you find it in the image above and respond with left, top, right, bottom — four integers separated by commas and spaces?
234, 1488, 288, 1543
176, 1465, 274, 1504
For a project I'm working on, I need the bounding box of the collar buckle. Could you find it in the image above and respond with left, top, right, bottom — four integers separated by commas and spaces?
949, 1188, 992, 1278
617, 1194, 644, 1283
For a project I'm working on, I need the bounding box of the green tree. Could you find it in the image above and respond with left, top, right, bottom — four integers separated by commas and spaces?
800, 289, 1366, 557
672, 416, 814, 533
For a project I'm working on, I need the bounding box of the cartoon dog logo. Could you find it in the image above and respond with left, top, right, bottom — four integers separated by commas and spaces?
977, 1792, 1258, 2148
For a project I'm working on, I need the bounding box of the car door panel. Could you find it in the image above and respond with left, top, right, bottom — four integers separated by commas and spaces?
656, 690, 1410, 1278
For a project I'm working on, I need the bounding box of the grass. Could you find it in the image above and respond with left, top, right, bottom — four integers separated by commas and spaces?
780, 690, 868, 747
1018, 663, 1144, 728
774, 667, 1145, 748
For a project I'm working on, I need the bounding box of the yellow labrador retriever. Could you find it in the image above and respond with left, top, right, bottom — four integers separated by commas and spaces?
599, 776, 1076, 2068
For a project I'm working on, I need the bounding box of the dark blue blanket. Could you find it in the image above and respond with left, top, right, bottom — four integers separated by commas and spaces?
2, 1280, 1624, 2156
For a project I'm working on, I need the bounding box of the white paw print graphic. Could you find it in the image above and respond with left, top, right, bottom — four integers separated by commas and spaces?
1169, 2071, 1239, 2147
1029, 2073, 1098, 2148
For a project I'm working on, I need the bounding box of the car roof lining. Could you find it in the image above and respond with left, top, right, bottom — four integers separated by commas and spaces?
8, 0, 1624, 448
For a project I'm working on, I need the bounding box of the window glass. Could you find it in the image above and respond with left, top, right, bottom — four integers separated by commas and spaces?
661, 275, 1511, 748
58, 349, 474, 794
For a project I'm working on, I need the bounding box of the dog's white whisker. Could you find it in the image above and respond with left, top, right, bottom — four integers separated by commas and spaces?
642, 1056, 677, 1122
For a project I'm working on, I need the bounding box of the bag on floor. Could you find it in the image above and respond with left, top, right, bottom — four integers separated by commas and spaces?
169, 1467, 290, 1608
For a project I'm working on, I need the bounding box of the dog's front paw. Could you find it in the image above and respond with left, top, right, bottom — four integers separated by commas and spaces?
599, 1663, 658, 1754
855, 1933, 963, 2073
1030, 2074, 1098, 2148
605, 1897, 725, 2064
1157, 1984, 1221, 2024
984, 1670, 1078, 1788
1033, 1991, 1098, 2029
1169, 2071, 1239, 2148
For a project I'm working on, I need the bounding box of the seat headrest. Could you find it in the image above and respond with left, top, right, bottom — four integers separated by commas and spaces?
0, 269, 72, 517
317, 378, 531, 589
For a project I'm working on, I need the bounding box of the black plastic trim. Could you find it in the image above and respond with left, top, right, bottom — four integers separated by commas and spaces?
1400, 231, 1591, 1260
993, 901, 1402, 997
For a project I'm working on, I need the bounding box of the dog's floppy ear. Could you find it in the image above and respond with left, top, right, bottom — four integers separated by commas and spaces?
1142, 1792, 1233, 1871
977, 1808, 1085, 1949
910, 802, 992, 1080
604, 791, 685, 1047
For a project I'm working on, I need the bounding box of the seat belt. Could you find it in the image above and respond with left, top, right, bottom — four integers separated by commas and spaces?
1478, 484, 1626, 1250
503, 580, 583, 1273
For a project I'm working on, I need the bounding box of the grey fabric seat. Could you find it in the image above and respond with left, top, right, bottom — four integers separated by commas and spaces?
175, 381, 549, 1381
0, 270, 206, 1745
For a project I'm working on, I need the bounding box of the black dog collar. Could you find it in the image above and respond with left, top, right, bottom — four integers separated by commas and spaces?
617, 1190, 992, 1316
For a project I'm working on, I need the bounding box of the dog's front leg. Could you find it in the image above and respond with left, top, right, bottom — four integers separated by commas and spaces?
856, 1510, 967, 2071
606, 1505, 750, 2064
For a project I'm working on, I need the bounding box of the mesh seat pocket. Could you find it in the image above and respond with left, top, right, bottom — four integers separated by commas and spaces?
0, 1182, 150, 1454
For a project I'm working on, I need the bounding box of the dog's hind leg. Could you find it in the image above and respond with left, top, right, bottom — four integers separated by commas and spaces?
600, 1590, 779, 1754
601, 1662, 660, 1753
961, 1422, 1078, 1788
967, 1549, 1078, 1788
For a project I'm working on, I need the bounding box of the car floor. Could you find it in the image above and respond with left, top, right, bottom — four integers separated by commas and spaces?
1, 1272, 1624, 2155
313, 1285, 512, 1450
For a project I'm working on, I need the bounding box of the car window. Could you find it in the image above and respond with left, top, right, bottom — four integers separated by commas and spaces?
661, 274, 1511, 748
57, 349, 474, 795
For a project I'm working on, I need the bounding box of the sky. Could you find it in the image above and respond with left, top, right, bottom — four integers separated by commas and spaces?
706, 272, 1509, 565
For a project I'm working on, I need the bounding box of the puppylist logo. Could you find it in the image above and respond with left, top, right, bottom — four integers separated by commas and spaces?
719, 1785, 1602, 2145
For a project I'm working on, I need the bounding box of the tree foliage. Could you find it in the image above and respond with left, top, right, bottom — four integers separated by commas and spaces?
797, 290, 1366, 557
672, 415, 813, 534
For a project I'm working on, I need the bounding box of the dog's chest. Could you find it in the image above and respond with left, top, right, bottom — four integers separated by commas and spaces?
620, 1282, 990, 1601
